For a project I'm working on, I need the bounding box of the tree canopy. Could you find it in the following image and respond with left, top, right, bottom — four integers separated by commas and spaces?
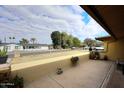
73, 37, 81, 47
19, 38, 29, 49
30, 38, 36, 44
66, 35, 74, 48
83, 38, 103, 47
83, 38, 94, 47
51, 31, 81, 49
51, 31, 61, 49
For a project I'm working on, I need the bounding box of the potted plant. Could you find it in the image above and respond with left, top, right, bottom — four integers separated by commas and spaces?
71, 56, 79, 66
0, 49, 8, 64
89, 51, 95, 59
94, 50, 100, 60
56, 68, 63, 75
103, 55, 108, 60
0, 75, 24, 88
10, 75, 24, 88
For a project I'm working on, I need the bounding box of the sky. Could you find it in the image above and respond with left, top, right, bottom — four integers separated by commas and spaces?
0, 5, 109, 44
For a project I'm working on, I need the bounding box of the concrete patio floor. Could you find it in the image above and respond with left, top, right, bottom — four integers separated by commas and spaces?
25, 60, 114, 88
107, 69, 124, 88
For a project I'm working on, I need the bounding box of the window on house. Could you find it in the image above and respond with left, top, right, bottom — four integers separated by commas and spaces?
15, 46, 19, 49
5, 46, 10, 50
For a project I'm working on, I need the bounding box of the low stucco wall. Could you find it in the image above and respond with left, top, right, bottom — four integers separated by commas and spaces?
11, 53, 89, 85
99, 52, 106, 59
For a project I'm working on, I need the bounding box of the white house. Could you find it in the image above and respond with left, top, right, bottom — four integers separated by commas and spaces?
0, 43, 23, 52
83, 46, 104, 50
0, 43, 49, 52
23, 44, 49, 51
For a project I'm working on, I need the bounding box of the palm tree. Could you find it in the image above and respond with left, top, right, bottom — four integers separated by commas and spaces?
9, 37, 12, 43
4, 37, 6, 43
20, 38, 29, 49
0, 39, 2, 44
9, 37, 15, 43
12, 37, 15, 43
30, 38, 36, 44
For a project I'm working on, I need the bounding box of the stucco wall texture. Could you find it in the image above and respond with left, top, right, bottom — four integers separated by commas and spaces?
104, 37, 124, 61
11, 52, 89, 85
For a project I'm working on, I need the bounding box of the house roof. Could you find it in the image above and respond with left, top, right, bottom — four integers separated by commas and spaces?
0, 43, 48, 46
95, 36, 113, 41
25, 44, 48, 46
81, 5, 124, 40
0, 43, 19, 46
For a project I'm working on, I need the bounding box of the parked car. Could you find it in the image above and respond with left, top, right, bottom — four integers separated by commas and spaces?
71, 47, 76, 50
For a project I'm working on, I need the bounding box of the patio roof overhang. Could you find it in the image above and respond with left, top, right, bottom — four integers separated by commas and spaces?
81, 5, 124, 40
95, 36, 113, 41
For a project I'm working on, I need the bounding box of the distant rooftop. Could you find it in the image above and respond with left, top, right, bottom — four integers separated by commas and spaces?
0, 43, 49, 46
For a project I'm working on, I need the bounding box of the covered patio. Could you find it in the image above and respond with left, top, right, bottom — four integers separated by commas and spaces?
1, 5, 124, 88
8, 49, 114, 88
23, 5, 124, 87
25, 60, 114, 88
82, 5, 124, 87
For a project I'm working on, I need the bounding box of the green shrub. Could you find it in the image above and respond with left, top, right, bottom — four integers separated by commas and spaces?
0, 75, 24, 88
89, 51, 100, 60
10, 75, 24, 88
0, 49, 7, 57
71, 56, 79, 66
94, 51, 100, 59
89, 51, 95, 59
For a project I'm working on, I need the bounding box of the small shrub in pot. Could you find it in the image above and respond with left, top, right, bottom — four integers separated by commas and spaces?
0, 75, 24, 88
10, 75, 24, 88
0, 49, 8, 64
94, 51, 100, 60
103, 55, 108, 60
89, 51, 95, 59
71, 56, 79, 66
56, 68, 63, 75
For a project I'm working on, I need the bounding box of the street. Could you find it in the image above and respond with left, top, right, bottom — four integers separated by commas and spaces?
11, 49, 89, 64
7, 49, 88, 58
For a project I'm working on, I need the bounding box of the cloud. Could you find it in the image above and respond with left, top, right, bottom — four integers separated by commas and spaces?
80, 17, 110, 40
0, 5, 109, 44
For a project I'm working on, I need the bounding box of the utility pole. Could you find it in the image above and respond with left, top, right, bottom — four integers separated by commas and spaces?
4, 37, 6, 43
